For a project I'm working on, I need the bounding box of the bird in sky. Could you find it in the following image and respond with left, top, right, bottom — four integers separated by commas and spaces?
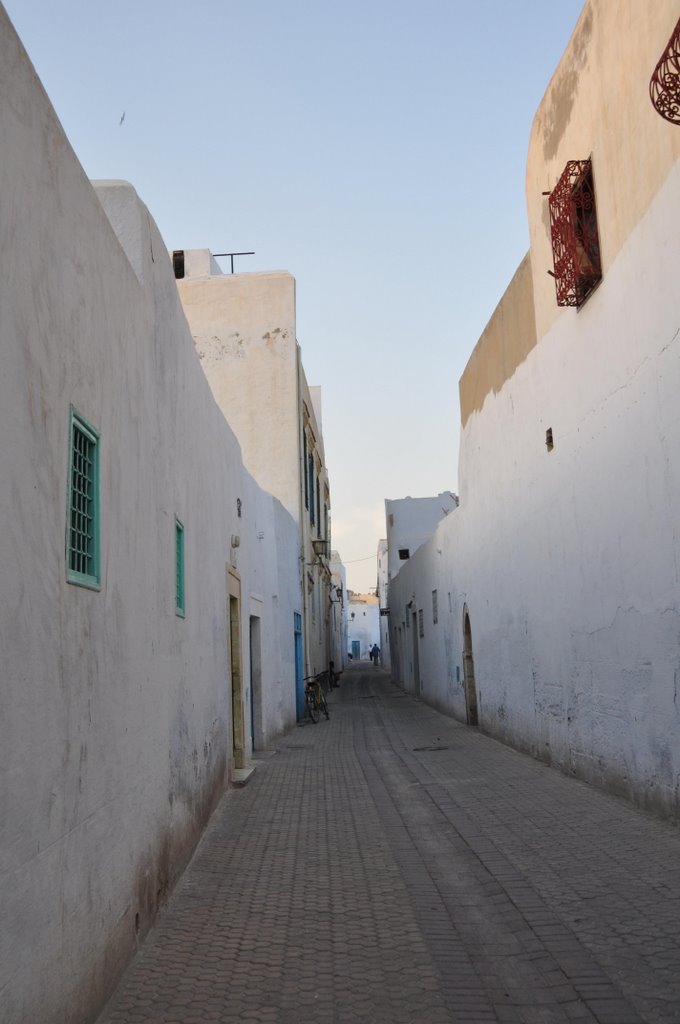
119, 111, 125, 126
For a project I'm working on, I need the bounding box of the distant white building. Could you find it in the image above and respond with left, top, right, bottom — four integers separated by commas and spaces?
376, 539, 391, 670
385, 493, 458, 582
329, 550, 348, 672
347, 592, 380, 661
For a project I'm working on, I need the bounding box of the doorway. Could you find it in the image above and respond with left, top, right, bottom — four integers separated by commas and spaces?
462, 605, 478, 726
294, 612, 304, 720
412, 611, 421, 693
249, 614, 262, 752
351, 640, 361, 661
228, 569, 245, 770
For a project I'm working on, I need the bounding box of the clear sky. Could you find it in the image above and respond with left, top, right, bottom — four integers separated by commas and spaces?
5, 0, 584, 592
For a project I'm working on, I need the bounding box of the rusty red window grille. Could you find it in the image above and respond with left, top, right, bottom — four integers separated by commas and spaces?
650, 16, 680, 125
548, 159, 602, 308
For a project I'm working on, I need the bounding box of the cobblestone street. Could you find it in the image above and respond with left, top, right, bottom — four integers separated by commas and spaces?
97, 665, 680, 1024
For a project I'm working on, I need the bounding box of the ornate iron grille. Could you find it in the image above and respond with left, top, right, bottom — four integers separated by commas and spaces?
650, 17, 680, 125
548, 159, 602, 308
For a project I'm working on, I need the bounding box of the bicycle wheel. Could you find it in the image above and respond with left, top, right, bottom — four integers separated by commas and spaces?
306, 693, 320, 724
320, 695, 330, 720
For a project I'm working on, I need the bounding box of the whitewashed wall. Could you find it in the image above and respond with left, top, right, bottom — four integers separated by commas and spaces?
385, 493, 457, 581
348, 598, 380, 660
329, 552, 348, 671
175, 262, 332, 683
377, 539, 391, 670
0, 11, 298, 1023
389, 156, 680, 821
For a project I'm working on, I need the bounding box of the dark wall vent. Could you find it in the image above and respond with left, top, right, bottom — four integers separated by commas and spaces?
172, 250, 185, 279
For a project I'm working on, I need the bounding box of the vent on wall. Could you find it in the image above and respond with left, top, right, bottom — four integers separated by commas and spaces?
172, 250, 185, 279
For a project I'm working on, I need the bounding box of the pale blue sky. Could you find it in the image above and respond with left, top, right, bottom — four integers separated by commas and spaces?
5, 0, 584, 591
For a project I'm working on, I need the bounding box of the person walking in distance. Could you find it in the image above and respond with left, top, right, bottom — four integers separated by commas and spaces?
370, 644, 380, 665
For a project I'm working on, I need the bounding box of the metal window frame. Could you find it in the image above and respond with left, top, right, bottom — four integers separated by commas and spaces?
316, 477, 321, 537
66, 407, 100, 590
650, 16, 680, 125
175, 517, 185, 617
548, 159, 602, 308
303, 432, 309, 510
308, 453, 315, 526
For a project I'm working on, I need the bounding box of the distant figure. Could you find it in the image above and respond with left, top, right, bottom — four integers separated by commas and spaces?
329, 660, 341, 688
370, 644, 380, 665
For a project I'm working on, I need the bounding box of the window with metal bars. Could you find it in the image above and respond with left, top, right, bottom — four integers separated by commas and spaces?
649, 16, 680, 125
316, 477, 321, 537
547, 159, 602, 308
303, 432, 309, 509
175, 519, 185, 617
308, 454, 315, 526
66, 409, 100, 588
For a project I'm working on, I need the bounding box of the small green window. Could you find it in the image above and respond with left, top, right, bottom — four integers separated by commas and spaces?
66, 408, 100, 589
175, 518, 185, 617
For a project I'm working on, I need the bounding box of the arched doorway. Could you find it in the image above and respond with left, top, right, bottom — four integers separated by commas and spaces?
462, 605, 478, 726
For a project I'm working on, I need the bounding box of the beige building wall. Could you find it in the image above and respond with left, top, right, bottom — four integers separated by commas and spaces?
526, 0, 680, 341
177, 270, 301, 521
460, 1, 680, 426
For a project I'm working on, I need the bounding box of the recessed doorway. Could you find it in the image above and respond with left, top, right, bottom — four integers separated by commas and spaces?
462, 605, 478, 726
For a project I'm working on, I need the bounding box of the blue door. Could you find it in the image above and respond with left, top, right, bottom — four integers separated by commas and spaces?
352, 640, 361, 661
294, 612, 304, 719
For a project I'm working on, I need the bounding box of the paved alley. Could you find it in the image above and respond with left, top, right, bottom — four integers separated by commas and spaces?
97, 666, 680, 1024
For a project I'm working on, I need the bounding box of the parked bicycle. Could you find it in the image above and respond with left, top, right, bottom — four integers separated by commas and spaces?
304, 672, 330, 723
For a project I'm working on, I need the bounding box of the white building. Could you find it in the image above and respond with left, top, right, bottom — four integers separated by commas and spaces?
329, 550, 349, 672
376, 539, 391, 670
388, 1, 680, 821
347, 592, 380, 661
0, 9, 318, 1022
385, 493, 458, 582
174, 256, 333, 711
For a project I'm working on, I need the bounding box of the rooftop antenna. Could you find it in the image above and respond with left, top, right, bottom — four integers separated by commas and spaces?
213, 251, 255, 274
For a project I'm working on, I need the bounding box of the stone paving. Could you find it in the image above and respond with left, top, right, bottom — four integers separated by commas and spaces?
97, 665, 680, 1024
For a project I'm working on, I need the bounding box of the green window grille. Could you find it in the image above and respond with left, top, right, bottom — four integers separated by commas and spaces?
316, 478, 321, 537
175, 518, 185, 617
66, 408, 100, 589
308, 454, 315, 525
303, 433, 309, 509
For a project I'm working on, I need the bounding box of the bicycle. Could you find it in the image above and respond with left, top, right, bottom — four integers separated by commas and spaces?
304, 673, 330, 723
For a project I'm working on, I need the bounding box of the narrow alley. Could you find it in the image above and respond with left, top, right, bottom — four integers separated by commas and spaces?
97, 665, 680, 1024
